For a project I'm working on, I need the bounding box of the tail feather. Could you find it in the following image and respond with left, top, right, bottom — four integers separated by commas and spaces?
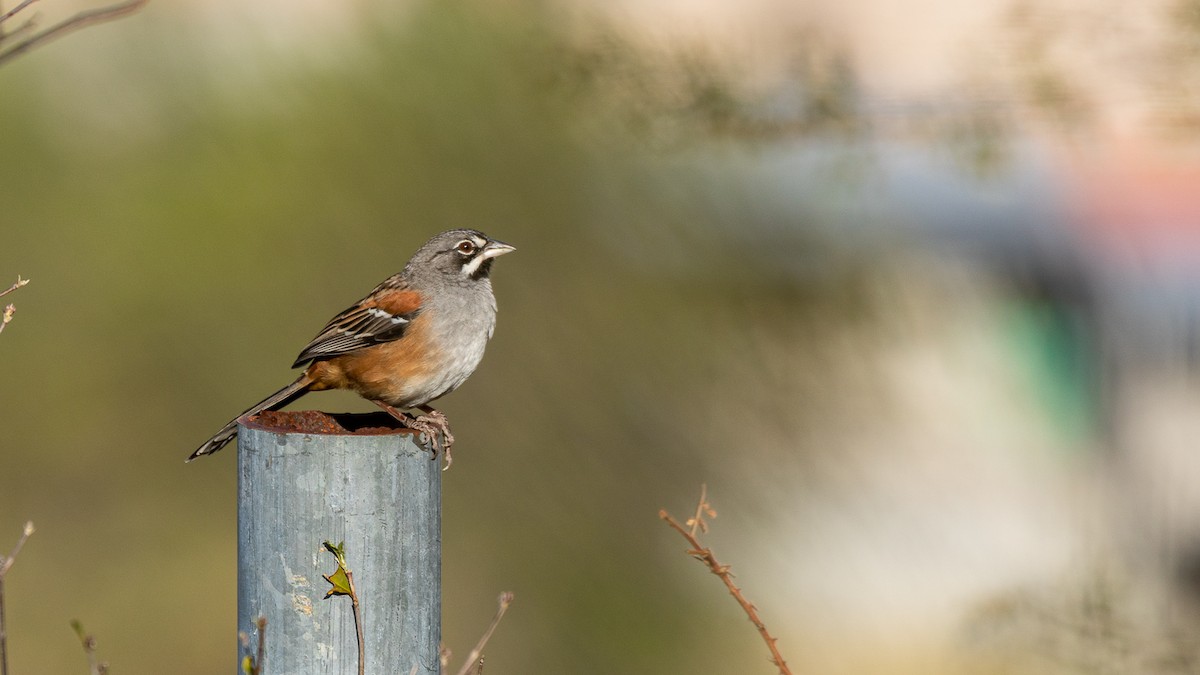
187, 375, 312, 462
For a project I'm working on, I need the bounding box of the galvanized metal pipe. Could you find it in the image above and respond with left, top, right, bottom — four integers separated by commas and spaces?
236, 412, 440, 675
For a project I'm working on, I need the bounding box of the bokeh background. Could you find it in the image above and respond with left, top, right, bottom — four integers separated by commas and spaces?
5, 0, 1200, 672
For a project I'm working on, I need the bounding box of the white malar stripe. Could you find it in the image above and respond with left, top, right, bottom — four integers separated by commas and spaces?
462, 255, 486, 277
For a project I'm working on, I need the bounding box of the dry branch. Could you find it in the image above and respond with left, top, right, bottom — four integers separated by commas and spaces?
0, 0, 148, 68
0, 278, 27, 299
0, 522, 35, 675
238, 615, 266, 675
0, 277, 28, 337
0, 0, 38, 26
71, 620, 109, 675
322, 541, 365, 675
452, 592, 514, 675
660, 487, 792, 675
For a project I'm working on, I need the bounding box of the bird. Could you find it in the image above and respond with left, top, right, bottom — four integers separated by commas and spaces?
188, 228, 514, 467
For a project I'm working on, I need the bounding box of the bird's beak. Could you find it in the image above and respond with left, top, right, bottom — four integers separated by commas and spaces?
482, 240, 516, 259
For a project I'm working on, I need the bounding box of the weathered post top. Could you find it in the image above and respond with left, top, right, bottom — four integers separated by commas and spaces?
237, 410, 441, 675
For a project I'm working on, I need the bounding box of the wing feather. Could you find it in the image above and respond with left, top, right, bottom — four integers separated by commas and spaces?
292, 287, 423, 367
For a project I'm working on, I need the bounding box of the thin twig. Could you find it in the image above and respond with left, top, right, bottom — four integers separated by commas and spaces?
322, 542, 365, 675
0, 0, 148, 68
71, 620, 109, 675
660, 488, 792, 675
0, 17, 36, 43
255, 616, 266, 675
0, 0, 37, 26
0, 522, 32, 578
0, 306, 15, 336
688, 483, 710, 537
0, 277, 28, 337
0, 277, 27, 300
452, 592, 514, 675
0, 521, 34, 675
0, 577, 7, 675
238, 615, 266, 675
348, 570, 363, 675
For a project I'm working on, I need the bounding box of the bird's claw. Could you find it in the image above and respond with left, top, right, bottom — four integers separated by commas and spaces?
406, 410, 454, 470
373, 401, 455, 470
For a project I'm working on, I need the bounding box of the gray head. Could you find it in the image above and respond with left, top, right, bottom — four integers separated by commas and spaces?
404, 229, 515, 283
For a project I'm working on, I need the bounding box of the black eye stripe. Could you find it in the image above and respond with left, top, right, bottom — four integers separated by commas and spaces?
429, 238, 486, 263
432, 247, 478, 264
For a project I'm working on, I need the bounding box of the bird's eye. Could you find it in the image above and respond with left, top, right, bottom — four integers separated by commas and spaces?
456, 240, 477, 255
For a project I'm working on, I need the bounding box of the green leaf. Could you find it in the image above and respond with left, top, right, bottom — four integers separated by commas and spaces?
322, 540, 352, 597
323, 540, 347, 566
323, 565, 352, 597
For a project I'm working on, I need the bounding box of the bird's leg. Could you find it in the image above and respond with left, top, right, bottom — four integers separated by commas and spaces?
372, 400, 414, 424
371, 400, 438, 458
414, 405, 454, 470
370, 401, 453, 468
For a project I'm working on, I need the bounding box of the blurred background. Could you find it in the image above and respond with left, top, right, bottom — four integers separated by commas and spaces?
4, 0, 1200, 672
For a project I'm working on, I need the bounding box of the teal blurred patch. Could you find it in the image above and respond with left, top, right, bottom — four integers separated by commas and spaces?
1004, 298, 1098, 445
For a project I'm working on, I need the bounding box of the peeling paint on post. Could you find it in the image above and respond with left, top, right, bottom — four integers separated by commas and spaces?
237, 411, 440, 675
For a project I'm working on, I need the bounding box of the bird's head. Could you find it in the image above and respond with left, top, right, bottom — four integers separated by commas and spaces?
408, 229, 515, 282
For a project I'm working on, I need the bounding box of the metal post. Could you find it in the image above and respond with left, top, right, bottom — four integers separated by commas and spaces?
236, 411, 440, 675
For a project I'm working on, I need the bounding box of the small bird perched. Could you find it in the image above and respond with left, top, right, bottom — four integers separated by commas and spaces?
188, 229, 514, 467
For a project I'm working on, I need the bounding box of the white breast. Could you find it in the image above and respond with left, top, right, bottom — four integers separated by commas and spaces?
421, 280, 498, 402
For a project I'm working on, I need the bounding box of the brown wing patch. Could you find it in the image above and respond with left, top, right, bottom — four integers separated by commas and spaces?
368, 289, 423, 317
292, 289, 425, 367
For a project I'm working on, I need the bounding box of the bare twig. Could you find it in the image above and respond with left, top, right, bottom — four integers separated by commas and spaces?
0, 521, 34, 675
660, 488, 792, 675
687, 483, 715, 537
254, 616, 265, 675
0, 277, 28, 337
0, 0, 148, 68
70, 620, 108, 675
0, 305, 16, 336
0, 522, 31, 578
348, 571, 363, 675
322, 541, 365, 675
0, 17, 36, 43
0, 0, 37, 26
0, 276, 27, 300
239, 615, 267, 675
452, 592, 514, 675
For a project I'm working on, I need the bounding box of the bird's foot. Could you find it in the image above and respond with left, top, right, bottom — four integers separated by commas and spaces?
372, 401, 455, 469
408, 408, 454, 470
